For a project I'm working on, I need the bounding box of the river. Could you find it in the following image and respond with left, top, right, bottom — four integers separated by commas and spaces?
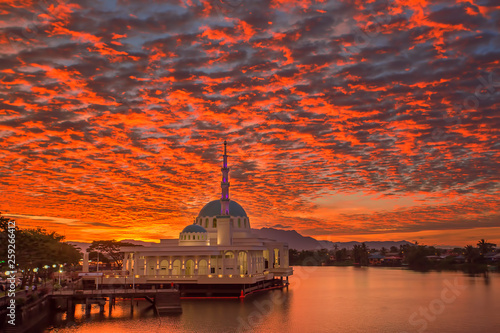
44, 267, 500, 332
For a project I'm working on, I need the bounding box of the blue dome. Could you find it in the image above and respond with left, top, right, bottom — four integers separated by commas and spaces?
181, 224, 207, 233
198, 200, 247, 217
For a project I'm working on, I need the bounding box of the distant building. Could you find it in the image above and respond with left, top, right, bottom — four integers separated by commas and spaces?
95, 141, 293, 296
368, 253, 385, 266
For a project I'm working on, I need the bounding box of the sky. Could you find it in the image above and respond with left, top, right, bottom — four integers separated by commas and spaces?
0, 0, 499, 247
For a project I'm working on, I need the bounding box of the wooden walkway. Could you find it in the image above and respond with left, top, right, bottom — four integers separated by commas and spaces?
51, 288, 179, 298
50, 288, 182, 316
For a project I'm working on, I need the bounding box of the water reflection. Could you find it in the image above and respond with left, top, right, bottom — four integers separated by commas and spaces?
45, 267, 500, 333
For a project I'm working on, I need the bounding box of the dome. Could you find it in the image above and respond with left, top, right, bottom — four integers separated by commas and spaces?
198, 200, 247, 217
181, 224, 207, 233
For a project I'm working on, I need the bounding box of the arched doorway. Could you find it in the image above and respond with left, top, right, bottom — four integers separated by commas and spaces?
160, 260, 169, 275
172, 259, 181, 276
238, 251, 248, 275
274, 248, 280, 268
263, 249, 269, 269
147, 259, 156, 276
185, 260, 195, 276
224, 251, 235, 274
198, 259, 208, 275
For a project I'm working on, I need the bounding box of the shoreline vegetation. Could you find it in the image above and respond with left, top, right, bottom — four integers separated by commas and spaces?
289, 240, 499, 274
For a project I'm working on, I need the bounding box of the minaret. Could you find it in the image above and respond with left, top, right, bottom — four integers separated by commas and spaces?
220, 140, 230, 215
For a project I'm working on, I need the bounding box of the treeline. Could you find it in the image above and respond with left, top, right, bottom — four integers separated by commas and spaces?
288, 245, 372, 266
86, 240, 140, 269
289, 239, 498, 273
0, 213, 82, 288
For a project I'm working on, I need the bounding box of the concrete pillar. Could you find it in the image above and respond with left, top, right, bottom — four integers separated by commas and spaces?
67, 298, 75, 319
217, 216, 232, 245
85, 300, 91, 316
233, 252, 238, 275
83, 252, 89, 272
220, 253, 224, 275
247, 253, 252, 275
269, 248, 275, 268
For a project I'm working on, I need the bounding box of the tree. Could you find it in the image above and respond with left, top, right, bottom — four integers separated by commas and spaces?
406, 245, 431, 270
477, 239, 496, 255
87, 240, 139, 269
352, 244, 369, 266
464, 245, 479, 264
335, 248, 347, 262
0, 213, 82, 288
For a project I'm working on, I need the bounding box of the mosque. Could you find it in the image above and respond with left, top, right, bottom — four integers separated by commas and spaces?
111, 141, 293, 296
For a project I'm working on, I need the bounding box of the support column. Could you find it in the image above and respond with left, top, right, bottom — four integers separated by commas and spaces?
67, 298, 75, 320
220, 253, 224, 275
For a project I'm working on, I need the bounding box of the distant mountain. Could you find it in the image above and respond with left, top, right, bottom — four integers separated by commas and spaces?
251, 228, 322, 250
67, 239, 156, 252
120, 239, 158, 246
68, 229, 412, 252
251, 227, 412, 251
67, 241, 90, 252
317, 240, 413, 251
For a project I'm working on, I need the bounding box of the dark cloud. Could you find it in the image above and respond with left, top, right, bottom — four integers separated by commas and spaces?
0, 0, 498, 244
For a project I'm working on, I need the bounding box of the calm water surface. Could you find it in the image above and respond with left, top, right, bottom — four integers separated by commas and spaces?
45, 267, 500, 332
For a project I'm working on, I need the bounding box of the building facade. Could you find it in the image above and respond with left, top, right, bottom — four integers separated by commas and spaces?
114, 141, 293, 295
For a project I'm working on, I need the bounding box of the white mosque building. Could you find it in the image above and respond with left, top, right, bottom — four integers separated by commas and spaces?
103, 141, 293, 296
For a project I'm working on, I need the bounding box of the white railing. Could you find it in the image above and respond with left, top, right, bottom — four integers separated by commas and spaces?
51, 288, 178, 296
105, 272, 270, 280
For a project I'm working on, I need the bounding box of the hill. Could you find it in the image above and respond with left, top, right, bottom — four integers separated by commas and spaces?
68, 229, 413, 252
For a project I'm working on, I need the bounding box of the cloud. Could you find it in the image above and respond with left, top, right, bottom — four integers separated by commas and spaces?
0, 0, 499, 245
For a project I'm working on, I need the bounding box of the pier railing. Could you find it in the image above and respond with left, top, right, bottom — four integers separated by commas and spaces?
51, 288, 179, 296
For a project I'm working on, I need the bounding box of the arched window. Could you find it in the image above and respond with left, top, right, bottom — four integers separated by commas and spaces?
213, 218, 217, 228
205, 218, 208, 228
198, 259, 208, 275
244, 218, 247, 227
238, 218, 241, 227
172, 259, 181, 276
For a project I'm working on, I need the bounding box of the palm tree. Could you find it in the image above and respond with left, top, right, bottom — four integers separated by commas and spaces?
464, 245, 478, 263
477, 239, 496, 255
361, 243, 369, 265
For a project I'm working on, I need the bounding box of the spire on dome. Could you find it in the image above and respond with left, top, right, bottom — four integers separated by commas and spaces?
220, 140, 230, 215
